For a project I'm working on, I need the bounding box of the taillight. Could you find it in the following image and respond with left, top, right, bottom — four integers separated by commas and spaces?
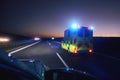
89, 49, 93, 53
74, 48, 78, 53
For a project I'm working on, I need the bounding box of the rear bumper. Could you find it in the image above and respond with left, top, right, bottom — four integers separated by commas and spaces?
77, 50, 89, 54
77, 50, 93, 54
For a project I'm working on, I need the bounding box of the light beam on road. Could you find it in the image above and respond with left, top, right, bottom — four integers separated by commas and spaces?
8, 41, 40, 57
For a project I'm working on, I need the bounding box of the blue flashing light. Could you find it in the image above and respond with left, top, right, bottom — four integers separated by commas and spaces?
72, 24, 77, 29
90, 26, 94, 30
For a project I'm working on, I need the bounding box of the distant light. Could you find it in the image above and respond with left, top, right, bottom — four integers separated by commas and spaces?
34, 37, 40, 41
51, 37, 55, 40
90, 26, 94, 30
0, 37, 10, 42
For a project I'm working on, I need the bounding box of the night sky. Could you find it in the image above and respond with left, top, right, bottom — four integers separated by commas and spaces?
0, 0, 120, 37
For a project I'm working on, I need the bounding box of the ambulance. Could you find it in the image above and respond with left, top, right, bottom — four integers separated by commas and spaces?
61, 24, 93, 54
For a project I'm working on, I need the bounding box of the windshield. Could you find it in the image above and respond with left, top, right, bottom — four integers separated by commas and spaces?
0, 0, 120, 80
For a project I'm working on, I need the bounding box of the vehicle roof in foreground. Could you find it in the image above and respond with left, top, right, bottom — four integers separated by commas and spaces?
0, 49, 41, 80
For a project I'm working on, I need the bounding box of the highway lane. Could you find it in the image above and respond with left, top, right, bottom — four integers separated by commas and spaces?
11, 41, 65, 69
10, 40, 120, 80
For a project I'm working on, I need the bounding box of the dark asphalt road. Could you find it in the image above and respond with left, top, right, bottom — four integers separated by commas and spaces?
10, 41, 120, 80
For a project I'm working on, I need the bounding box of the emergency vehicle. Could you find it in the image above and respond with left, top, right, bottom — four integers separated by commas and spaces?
61, 24, 93, 54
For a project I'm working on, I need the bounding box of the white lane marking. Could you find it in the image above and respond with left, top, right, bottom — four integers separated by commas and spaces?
7, 45, 29, 52
56, 52, 69, 68
8, 41, 40, 57
55, 41, 61, 44
48, 43, 51, 46
95, 52, 120, 61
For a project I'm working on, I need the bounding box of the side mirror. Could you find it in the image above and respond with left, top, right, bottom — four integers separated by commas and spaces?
44, 68, 96, 80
